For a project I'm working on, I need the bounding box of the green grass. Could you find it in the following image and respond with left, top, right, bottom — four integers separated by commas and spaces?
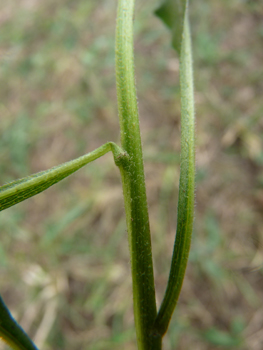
0, 0, 263, 349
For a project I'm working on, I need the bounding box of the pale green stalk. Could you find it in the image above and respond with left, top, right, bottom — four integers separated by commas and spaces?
115, 0, 161, 349
154, 10, 195, 337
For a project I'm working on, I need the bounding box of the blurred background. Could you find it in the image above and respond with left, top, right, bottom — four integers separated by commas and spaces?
0, 0, 263, 349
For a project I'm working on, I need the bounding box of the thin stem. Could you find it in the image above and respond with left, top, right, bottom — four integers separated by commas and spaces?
154, 9, 195, 337
115, 1, 161, 349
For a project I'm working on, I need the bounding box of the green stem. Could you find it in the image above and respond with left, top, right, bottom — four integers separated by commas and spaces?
115, 1, 161, 349
154, 10, 195, 337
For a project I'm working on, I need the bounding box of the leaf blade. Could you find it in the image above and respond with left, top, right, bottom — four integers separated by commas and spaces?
154, 8, 195, 336
155, 0, 187, 54
0, 295, 39, 350
0, 142, 118, 212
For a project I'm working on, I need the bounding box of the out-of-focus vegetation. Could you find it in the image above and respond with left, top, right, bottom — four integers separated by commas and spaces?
0, 0, 263, 349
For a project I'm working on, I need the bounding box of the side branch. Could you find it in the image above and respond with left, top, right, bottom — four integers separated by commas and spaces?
0, 141, 127, 349
0, 142, 125, 212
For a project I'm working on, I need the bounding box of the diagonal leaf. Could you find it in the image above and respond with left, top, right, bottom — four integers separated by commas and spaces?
0, 142, 126, 212
0, 295, 39, 350
155, 0, 187, 54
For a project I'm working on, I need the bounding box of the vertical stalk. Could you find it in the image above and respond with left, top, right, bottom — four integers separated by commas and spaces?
154, 10, 195, 337
115, 0, 161, 349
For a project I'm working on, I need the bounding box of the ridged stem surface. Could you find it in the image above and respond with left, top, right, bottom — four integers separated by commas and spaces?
115, 1, 160, 349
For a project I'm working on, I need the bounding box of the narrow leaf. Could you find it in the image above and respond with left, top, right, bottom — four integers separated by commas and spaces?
0, 295, 39, 350
154, 8, 195, 336
0, 142, 125, 212
155, 0, 187, 54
